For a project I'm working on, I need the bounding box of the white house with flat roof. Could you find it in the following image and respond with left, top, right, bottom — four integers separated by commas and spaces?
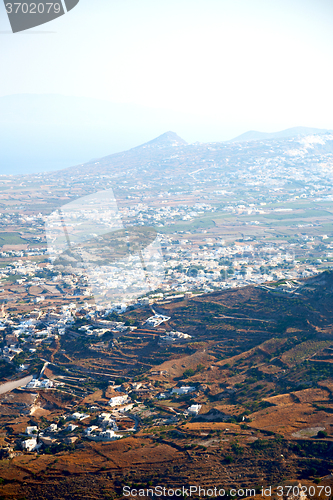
25, 426, 38, 435
22, 437, 38, 451
146, 314, 170, 328
171, 386, 195, 395
47, 423, 58, 433
108, 395, 129, 407
26, 378, 53, 389
66, 424, 78, 432
187, 404, 202, 415
85, 425, 99, 436
71, 412, 90, 421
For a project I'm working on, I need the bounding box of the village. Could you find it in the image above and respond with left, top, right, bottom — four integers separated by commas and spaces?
0, 352, 206, 457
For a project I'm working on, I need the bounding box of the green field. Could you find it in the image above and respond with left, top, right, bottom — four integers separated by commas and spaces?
158, 215, 217, 233
263, 209, 331, 220
0, 232, 27, 245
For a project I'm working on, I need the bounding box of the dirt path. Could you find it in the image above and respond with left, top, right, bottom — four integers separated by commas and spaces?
50, 336, 60, 362
214, 315, 275, 323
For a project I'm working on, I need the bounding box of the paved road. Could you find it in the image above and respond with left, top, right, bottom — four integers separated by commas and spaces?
0, 375, 33, 395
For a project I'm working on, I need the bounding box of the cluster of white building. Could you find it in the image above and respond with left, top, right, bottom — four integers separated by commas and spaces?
26, 378, 53, 389
0, 345, 22, 362
20, 410, 124, 451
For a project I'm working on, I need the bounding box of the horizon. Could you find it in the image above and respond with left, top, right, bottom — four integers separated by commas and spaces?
1, 1, 333, 174
0, 104, 332, 176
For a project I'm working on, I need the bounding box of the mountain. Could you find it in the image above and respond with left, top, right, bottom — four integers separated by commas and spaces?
1, 92, 332, 175
53, 125, 333, 183
134, 131, 188, 150
229, 126, 333, 143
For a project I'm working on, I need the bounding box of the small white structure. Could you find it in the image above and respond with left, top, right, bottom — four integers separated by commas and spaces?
98, 413, 118, 428
25, 426, 38, 435
84, 425, 99, 436
99, 412, 113, 421
108, 395, 129, 407
22, 437, 38, 451
187, 404, 202, 415
171, 386, 195, 395
86, 429, 122, 441
66, 424, 78, 432
47, 423, 58, 433
71, 412, 90, 421
146, 314, 170, 328
131, 382, 143, 390
26, 378, 39, 389
118, 403, 134, 412
99, 429, 121, 440
40, 379, 53, 388
78, 325, 92, 332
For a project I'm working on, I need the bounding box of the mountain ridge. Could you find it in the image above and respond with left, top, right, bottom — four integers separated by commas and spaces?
54, 125, 333, 180
228, 126, 333, 143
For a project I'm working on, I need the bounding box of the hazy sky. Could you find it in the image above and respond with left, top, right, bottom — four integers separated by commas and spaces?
1, 0, 333, 140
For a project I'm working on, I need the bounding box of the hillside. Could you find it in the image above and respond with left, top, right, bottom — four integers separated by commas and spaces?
1, 272, 333, 499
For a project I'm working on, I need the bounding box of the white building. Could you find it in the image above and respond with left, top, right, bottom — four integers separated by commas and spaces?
99, 429, 121, 440
26, 378, 53, 389
84, 425, 99, 436
108, 395, 129, 407
47, 423, 58, 433
86, 429, 122, 441
71, 412, 90, 421
66, 424, 78, 432
160, 331, 192, 343
22, 437, 38, 451
171, 386, 195, 395
25, 426, 38, 435
187, 404, 202, 415
145, 314, 171, 328
40, 379, 53, 388
98, 413, 118, 429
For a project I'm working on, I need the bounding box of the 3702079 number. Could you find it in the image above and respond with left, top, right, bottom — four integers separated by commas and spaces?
276, 486, 332, 497
5, 3, 61, 14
